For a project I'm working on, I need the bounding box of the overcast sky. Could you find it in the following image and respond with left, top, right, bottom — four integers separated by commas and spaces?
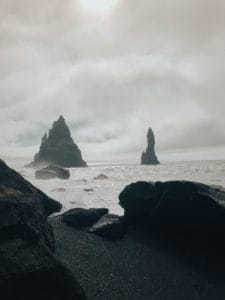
0, 0, 225, 162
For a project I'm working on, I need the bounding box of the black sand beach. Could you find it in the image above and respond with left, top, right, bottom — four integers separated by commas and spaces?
51, 216, 225, 300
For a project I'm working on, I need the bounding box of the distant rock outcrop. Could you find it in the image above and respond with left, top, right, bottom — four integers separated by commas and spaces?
28, 115, 87, 168
141, 127, 160, 165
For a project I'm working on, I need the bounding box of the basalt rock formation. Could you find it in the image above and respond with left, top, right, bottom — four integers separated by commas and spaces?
28, 115, 87, 168
119, 180, 225, 234
0, 159, 86, 300
141, 127, 160, 165
93, 174, 108, 180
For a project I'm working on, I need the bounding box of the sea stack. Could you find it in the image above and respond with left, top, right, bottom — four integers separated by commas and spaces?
141, 127, 160, 165
31, 115, 87, 168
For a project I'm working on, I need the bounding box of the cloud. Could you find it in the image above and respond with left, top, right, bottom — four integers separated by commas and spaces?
0, 0, 224, 161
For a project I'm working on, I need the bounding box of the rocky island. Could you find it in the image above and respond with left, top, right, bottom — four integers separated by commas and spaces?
27, 115, 87, 168
141, 127, 160, 165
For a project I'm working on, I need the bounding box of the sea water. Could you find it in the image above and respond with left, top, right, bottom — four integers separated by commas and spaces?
4, 158, 225, 215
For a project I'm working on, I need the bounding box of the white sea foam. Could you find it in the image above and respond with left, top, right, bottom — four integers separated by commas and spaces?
4, 157, 225, 215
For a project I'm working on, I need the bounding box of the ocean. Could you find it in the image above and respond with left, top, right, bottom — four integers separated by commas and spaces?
4, 157, 225, 215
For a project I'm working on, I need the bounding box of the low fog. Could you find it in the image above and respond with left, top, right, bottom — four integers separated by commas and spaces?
0, 0, 225, 162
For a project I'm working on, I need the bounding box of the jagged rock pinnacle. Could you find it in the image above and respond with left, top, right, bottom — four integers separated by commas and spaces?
30, 116, 87, 168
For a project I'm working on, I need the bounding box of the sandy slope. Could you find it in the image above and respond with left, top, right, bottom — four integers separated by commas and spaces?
50, 217, 225, 300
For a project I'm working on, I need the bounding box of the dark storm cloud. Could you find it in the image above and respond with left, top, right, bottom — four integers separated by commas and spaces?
0, 0, 225, 160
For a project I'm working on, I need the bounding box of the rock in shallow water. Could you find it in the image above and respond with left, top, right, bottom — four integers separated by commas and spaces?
0, 159, 86, 300
89, 214, 127, 239
119, 180, 225, 234
35, 164, 70, 180
84, 188, 94, 192
93, 174, 108, 180
52, 187, 66, 192
35, 169, 58, 180
62, 208, 108, 227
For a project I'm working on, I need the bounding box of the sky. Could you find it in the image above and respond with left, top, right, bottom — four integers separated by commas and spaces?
0, 0, 225, 162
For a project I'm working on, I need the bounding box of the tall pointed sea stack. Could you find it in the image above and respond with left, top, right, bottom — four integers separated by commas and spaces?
32, 115, 87, 168
141, 127, 160, 165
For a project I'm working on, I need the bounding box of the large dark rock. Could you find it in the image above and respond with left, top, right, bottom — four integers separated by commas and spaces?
62, 208, 108, 228
141, 127, 160, 165
0, 240, 86, 300
119, 180, 225, 234
28, 115, 87, 168
89, 214, 127, 239
0, 159, 62, 217
35, 164, 70, 180
0, 159, 86, 300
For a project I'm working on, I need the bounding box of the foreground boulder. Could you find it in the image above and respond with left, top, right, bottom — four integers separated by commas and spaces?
0, 242, 86, 300
141, 127, 160, 165
0, 159, 86, 299
119, 180, 225, 234
62, 208, 108, 227
27, 115, 87, 168
89, 214, 127, 239
35, 164, 70, 180
0, 159, 62, 218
